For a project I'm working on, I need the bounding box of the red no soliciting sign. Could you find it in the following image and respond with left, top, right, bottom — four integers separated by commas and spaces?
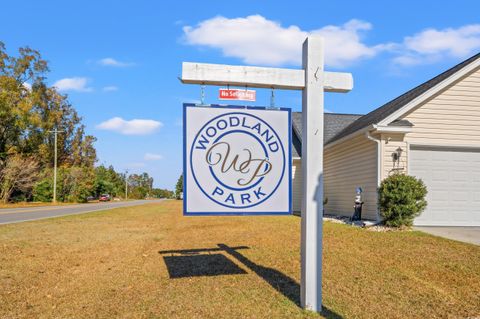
219, 88, 256, 102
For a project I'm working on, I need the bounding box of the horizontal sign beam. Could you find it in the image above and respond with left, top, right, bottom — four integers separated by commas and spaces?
181, 62, 353, 92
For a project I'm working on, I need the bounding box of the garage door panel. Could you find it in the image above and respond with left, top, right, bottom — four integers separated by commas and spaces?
452, 192, 469, 202
410, 146, 480, 226
452, 172, 469, 181
429, 191, 449, 201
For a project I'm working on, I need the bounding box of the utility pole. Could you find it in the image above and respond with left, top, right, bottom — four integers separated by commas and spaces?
49, 128, 63, 203
125, 170, 129, 200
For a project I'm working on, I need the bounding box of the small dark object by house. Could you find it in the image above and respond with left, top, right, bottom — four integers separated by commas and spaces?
351, 187, 365, 226
351, 202, 363, 221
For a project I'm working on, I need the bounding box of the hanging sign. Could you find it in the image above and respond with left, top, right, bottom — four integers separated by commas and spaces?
219, 88, 256, 102
183, 104, 291, 215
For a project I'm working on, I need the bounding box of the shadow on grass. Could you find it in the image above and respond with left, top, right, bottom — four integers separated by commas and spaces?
160, 246, 250, 279
217, 244, 300, 305
159, 244, 342, 318
163, 253, 247, 278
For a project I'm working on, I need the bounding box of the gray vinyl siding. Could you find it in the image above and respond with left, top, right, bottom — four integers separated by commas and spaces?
402, 67, 480, 147
324, 134, 378, 220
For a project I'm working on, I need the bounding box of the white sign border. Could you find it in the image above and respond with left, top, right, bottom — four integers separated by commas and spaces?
183, 103, 292, 216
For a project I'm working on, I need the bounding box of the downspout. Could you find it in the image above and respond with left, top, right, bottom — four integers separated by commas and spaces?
366, 131, 381, 221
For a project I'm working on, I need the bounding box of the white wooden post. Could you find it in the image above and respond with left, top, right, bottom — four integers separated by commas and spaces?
180, 36, 352, 313
301, 36, 324, 312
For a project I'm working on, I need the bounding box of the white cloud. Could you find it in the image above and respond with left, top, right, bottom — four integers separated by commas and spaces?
98, 57, 134, 67
144, 153, 163, 161
393, 24, 480, 66
311, 20, 391, 68
183, 15, 385, 68
103, 85, 118, 92
96, 117, 163, 135
53, 77, 92, 92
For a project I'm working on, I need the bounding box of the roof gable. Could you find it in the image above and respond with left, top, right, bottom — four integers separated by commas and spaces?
327, 51, 480, 145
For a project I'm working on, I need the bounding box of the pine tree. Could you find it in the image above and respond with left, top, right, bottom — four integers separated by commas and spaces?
175, 174, 183, 199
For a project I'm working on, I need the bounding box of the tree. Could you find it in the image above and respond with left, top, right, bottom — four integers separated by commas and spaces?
0, 42, 48, 161
60, 166, 95, 203
33, 172, 53, 202
151, 188, 174, 198
0, 41, 98, 203
175, 174, 183, 199
0, 42, 161, 204
0, 42, 97, 165
126, 172, 154, 199
0, 154, 40, 203
93, 165, 125, 198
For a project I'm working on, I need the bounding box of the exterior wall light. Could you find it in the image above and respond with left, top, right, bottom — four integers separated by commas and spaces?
392, 147, 403, 168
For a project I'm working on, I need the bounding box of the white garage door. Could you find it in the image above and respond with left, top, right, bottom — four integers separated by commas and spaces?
410, 146, 480, 226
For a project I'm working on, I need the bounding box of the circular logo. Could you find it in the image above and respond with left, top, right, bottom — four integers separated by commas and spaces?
190, 112, 286, 209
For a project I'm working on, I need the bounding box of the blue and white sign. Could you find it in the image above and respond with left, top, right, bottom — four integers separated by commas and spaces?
184, 104, 292, 215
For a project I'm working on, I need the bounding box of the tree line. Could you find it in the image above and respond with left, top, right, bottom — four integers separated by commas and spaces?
0, 42, 173, 203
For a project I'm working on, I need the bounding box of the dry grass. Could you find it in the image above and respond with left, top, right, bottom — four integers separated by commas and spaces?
0, 199, 136, 209
0, 202, 76, 209
0, 200, 479, 319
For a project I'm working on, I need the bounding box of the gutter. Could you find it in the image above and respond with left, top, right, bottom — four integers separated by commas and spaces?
365, 131, 381, 187
366, 131, 381, 221
372, 124, 412, 134
325, 125, 374, 150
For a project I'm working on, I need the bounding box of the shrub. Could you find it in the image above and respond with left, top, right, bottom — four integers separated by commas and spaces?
33, 178, 53, 202
378, 174, 427, 227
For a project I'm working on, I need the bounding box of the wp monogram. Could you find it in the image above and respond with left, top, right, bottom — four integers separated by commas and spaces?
206, 142, 273, 187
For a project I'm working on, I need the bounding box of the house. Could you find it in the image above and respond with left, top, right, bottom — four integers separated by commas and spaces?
292, 52, 480, 226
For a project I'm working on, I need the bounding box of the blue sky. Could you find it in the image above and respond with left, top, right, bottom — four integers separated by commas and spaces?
1, 0, 479, 189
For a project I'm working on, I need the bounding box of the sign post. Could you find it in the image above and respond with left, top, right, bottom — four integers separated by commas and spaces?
180, 36, 353, 312
301, 37, 325, 311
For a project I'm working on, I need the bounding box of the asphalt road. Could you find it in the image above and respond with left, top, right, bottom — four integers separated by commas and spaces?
0, 199, 165, 225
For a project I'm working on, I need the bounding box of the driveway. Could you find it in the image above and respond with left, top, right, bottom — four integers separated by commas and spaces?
0, 200, 165, 225
415, 227, 480, 245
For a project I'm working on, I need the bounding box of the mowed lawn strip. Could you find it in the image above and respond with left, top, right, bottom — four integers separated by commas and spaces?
0, 200, 478, 318
0, 202, 77, 209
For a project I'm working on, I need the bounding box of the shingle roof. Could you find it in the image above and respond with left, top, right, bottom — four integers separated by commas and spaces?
328, 51, 480, 144
291, 112, 362, 157
292, 128, 302, 158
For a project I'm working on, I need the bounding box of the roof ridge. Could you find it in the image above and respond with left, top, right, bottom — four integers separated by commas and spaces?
293, 111, 364, 116
325, 113, 364, 116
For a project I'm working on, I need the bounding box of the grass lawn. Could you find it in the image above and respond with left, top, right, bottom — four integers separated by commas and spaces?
0, 202, 77, 209
0, 200, 479, 318
0, 200, 134, 209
